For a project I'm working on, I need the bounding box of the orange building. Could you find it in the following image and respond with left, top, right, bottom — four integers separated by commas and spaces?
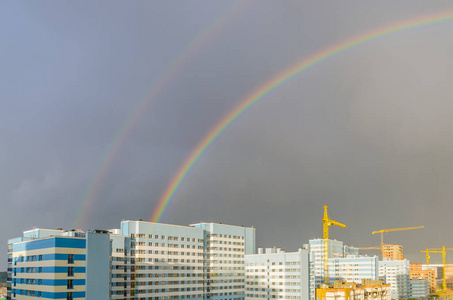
316, 280, 391, 300
410, 263, 435, 293
382, 244, 404, 261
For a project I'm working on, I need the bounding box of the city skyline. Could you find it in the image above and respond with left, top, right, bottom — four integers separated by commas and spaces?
3, 1, 453, 271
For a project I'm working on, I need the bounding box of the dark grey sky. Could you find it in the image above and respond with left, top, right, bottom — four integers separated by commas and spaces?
3, 1, 453, 269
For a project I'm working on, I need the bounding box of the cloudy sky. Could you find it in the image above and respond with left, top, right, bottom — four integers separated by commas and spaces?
3, 1, 453, 269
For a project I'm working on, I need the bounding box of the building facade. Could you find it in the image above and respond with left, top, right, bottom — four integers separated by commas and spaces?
245, 247, 309, 300
329, 256, 379, 283
8, 229, 111, 300
409, 279, 429, 299
381, 245, 404, 261
378, 259, 410, 300
191, 222, 256, 300
7, 220, 256, 300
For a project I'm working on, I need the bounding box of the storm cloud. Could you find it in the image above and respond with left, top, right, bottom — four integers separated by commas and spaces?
2, 1, 453, 269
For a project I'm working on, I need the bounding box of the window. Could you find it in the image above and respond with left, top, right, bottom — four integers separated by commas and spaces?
68, 254, 74, 264
67, 292, 73, 300
68, 267, 74, 277
67, 279, 74, 289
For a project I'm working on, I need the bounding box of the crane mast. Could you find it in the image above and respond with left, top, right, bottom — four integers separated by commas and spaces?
322, 205, 346, 285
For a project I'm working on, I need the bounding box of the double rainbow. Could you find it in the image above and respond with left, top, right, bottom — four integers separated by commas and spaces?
150, 11, 453, 222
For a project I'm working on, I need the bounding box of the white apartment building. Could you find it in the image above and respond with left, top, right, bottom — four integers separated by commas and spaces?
245, 247, 309, 300
116, 220, 206, 300
379, 259, 410, 300
329, 256, 379, 283
191, 223, 256, 300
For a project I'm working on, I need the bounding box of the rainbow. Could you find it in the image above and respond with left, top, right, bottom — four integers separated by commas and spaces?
150, 11, 453, 222
73, 2, 254, 229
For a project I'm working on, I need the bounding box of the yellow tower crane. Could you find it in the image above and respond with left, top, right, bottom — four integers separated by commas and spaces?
322, 205, 346, 285
421, 246, 453, 292
372, 226, 424, 259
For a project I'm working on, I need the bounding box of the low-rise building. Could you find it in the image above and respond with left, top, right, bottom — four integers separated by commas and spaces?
245, 247, 309, 300
315, 279, 391, 300
409, 278, 429, 299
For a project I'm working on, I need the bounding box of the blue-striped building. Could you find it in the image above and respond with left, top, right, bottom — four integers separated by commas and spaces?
8, 229, 111, 300
10, 234, 86, 299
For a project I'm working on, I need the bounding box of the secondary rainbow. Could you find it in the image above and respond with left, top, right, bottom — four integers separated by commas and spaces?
73, 2, 254, 229
150, 11, 453, 222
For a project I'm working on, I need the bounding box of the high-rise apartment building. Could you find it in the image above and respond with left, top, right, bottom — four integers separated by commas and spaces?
119, 220, 206, 300
245, 247, 309, 300
7, 229, 110, 300
7, 220, 256, 300
191, 222, 256, 300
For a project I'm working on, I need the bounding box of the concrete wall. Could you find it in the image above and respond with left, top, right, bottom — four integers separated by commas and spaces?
86, 232, 111, 300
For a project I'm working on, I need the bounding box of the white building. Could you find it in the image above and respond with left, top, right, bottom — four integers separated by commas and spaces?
191, 223, 256, 300
329, 256, 379, 283
114, 220, 207, 300
245, 247, 309, 300
379, 259, 410, 300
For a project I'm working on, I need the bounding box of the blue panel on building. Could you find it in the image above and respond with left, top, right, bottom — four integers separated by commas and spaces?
12, 237, 86, 252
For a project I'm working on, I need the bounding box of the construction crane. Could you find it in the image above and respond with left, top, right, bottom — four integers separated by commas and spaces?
372, 226, 424, 259
421, 246, 453, 292
322, 205, 346, 285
